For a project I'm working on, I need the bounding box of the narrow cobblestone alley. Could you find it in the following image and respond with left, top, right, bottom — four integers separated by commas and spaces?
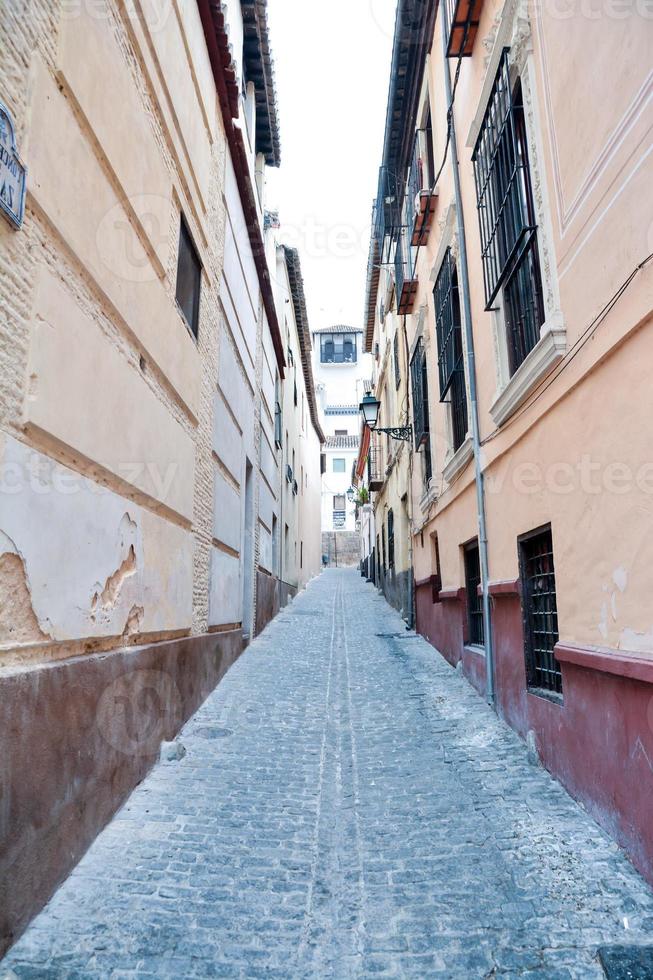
4, 569, 653, 979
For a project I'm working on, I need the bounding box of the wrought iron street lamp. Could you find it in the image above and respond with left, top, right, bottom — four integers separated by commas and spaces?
346, 486, 356, 503
358, 392, 412, 443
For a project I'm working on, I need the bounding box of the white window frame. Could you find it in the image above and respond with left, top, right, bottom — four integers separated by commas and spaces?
467, 0, 566, 428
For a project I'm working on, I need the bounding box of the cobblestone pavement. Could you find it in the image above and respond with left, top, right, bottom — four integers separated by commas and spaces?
4, 569, 653, 979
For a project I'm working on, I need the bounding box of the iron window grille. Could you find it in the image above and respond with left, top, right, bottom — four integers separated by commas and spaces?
519, 524, 561, 695
464, 541, 484, 646
175, 215, 201, 338
407, 134, 424, 240
434, 249, 468, 452
393, 331, 401, 389
387, 509, 395, 570
367, 443, 383, 487
381, 525, 387, 573
472, 51, 545, 375
410, 337, 430, 450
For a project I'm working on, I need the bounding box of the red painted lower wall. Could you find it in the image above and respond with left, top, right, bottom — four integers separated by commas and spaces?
0, 631, 243, 957
415, 580, 653, 887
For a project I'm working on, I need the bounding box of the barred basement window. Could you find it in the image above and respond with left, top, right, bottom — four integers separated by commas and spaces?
434, 249, 468, 451
473, 52, 545, 375
410, 337, 430, 449
464, 540, 484, 646
175, 215, 201, 338
519, 524, 561, 695
387, 509, 395, 570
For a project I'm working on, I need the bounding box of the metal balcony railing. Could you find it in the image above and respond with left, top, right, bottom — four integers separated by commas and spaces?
367, 443, 384, 491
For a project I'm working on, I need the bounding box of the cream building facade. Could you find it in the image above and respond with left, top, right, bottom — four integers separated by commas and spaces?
312, 325, 373, 565
361, 0, 653, 885
0, 0, 321, 952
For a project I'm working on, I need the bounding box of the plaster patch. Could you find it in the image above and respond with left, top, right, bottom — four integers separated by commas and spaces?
98, 545, 137, 609
598, 601, 609, 640
613, 567, 628, 593
123, 604, 144, 635
0, 552, 50, 644
619, 627, 653, 654
91, 513, 139, 614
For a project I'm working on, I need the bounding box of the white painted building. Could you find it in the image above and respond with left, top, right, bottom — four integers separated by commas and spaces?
311, 326, 373, 561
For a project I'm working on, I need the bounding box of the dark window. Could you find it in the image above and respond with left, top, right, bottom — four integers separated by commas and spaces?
175, 216, 201, 338
274, 376, 282, 447
464, 540, 484, 646
434, 249, 468, 452
335, 429, 348, 437
410, 337, 430, 450
393, 331, 401, 389
422, 439, 432, 486
381, 525, 386, 573
376, 535, 381, 581
425, 108, 435, 189
274, 402, 282, 447
320, 333, 358, 363
519, 525, 561, 695
431, 533, 442, 602
473, 52, 544, 374
387, 509, 395, 570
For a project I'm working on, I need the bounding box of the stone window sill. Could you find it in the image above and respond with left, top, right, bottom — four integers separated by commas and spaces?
419, 478, 439, 513
490, 316, 566, 428
443, 436, 473, 485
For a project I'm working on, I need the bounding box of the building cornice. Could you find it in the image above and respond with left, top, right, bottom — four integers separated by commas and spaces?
283, 245, 326, 444
198, 0, 286, 376
241, 0, 281, 167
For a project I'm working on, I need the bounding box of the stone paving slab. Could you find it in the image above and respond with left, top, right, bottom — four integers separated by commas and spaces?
3, 569, 653, 978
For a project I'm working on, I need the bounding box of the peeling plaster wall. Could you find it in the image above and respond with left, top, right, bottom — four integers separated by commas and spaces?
0, 436, 193, 652
0, 0, 228, 657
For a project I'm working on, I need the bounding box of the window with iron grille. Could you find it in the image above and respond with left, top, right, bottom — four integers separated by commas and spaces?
410, 337, 430, 449
381, 525, 386, 573
473, 52, 545, 375
519, 525, 561, 695
274, 401, 282, 447
434, 249, 468, 452
393, 331, 401, 389
464, 540, 484, 646
387, 509, 395, 570
175, 215, 201, 338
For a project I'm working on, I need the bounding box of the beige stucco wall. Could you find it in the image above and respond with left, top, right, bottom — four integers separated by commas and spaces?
408, 0, 653, 651
0, 0, 227, 663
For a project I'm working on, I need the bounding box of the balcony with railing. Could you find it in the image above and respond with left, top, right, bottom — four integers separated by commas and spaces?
408, 135, 437, 247
373, 165, 418, 316
367, 441, 384, 491
445, 0, 483, 58
394, 232, 418, 316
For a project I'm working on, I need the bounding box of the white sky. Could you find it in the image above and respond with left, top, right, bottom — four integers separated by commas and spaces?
266, 0, 397, 332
